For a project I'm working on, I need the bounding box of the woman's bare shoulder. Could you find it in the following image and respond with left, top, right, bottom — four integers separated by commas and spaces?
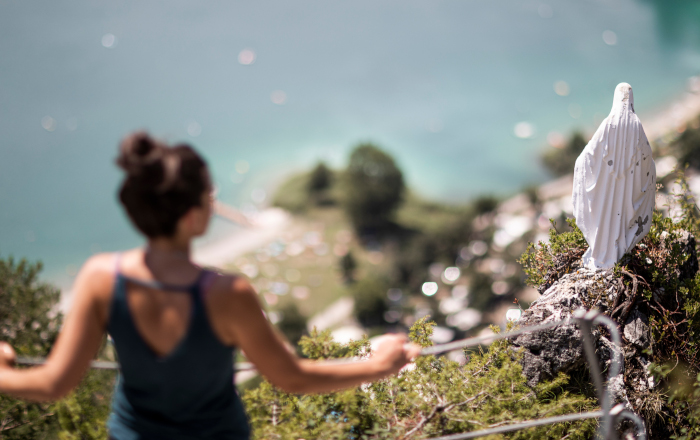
203, 272, 263, 346
69, 252, 123, 326
77, 252, 119, 286
206, 271, 256, 300
204, 271, 263, 319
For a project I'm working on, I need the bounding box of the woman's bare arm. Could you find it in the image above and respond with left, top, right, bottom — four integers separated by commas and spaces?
0, 254, 113, 401
209, 277, 420, 394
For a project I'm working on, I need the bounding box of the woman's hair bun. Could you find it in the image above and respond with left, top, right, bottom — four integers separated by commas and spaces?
116, 131, 209, 238
116, 131, 164, 175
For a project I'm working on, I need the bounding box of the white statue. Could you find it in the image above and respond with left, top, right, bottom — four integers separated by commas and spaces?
572, 83, 656, 270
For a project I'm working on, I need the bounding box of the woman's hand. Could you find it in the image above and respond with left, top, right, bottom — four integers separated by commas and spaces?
0, 342, 16, 370
370, 334, 422, 377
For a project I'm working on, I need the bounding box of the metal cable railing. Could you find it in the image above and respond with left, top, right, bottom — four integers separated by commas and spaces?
16, 308, 646, 440
414, 309, 645, 440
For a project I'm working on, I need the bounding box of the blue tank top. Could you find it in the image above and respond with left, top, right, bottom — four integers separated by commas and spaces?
106, 259, 250, 440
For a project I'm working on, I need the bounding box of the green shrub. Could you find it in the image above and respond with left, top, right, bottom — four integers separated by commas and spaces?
308, 162, 333, 194
350, 276, 390, 329
473, 195, 500, 215
0, 258, 62, 439
518, 218, 588, 293
0, 257, 117, 439
541, 132, 587, 177
276, 302, 308, 346
272, 172, 314, 213
339, 251, 358, 284
57, 367, 116, 440
243, 318, 598, 440
671, 119, 700, 169
343, 144, 405, 232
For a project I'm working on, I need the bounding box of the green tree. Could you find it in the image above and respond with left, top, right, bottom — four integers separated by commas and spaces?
343, 144, 405, 232
350, 276, 390, 329
671, 118, 700, 169
472, 195, 499, 216
276, 302, 308, 346
0, 257, 116, 440
0, 257, 62, 439
308, 162, 332, 194
307, 162, 335, 207
339, 251, 357, 284
393, 235, 437, 292
468, 272, 497, 312
541, 132, 587, 177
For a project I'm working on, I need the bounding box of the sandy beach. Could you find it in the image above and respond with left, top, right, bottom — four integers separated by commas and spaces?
643, 78, 700, 140
192, 207, 291, 269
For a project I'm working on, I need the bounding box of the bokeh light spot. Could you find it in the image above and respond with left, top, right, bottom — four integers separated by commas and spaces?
469, 240, 488, 256
514, 122, 535, 139
602, 30, 617, 46
422, 282, 438, 296
102, 33, 117, 48
547, 131, 565, 148
41, 116, 56, 132
442, 267, 461, 284
270, 90, 287, 105
387, 288, 403, 302
238, 49, 256, 65
187, 121, 202, 137
506, 308, 522, 322
235, 160, 250, 174
285, 269, 301, 282
553, 80, 569, 96
492, 280, 510, 295
292, 286, 310, 300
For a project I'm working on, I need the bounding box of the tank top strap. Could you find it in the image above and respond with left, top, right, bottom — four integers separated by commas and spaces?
197, 270, 221, 302
116, 265, 209, 294
114, 252, 122, 274
112, 252, 127, 302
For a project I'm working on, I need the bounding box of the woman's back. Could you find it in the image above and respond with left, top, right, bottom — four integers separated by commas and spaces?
107, 250, 249, 440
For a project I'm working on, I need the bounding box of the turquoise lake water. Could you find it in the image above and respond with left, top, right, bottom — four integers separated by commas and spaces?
1, 0, 699, 286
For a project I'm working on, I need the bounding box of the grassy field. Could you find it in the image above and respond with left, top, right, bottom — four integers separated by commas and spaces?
232, 168, 472, 324
223, 206, 393, 320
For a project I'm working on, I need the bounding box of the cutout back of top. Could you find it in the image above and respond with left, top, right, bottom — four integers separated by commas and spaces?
123, 278, 195, 359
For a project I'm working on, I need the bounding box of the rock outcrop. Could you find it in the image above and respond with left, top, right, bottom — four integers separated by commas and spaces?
511, 231, 698, 415
511, 268, 619, 386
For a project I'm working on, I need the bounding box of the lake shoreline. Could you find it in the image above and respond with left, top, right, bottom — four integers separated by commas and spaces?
191, 79, 700, 268
57, 79, 700, 313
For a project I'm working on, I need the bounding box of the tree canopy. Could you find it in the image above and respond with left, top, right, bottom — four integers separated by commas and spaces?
0, 257, 115, 440
343, 144, 405, 232
541, 132, 587, 177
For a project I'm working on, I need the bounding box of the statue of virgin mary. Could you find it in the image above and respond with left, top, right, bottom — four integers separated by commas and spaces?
572, 83, 656, 270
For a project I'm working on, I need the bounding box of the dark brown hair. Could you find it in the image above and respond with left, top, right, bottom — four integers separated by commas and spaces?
116, 132, 209, 238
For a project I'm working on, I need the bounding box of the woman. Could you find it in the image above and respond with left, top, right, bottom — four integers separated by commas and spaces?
0, 133, 421, 439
